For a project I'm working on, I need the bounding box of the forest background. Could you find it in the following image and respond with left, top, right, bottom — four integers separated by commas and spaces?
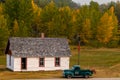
0, 0, 120, 51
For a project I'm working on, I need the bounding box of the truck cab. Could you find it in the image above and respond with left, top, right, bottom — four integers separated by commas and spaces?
63, 65, 95, 78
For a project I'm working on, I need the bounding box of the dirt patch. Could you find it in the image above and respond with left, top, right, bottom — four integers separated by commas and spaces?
89, 67, 120, 78
110, 63, 120, 69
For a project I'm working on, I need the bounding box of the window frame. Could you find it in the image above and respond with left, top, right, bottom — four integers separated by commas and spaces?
55, 57, 60, 67
21, 57, 27, 70
39, 57, 45, 67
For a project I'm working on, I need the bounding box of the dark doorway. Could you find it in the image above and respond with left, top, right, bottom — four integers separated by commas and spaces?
21, 58, 27, 69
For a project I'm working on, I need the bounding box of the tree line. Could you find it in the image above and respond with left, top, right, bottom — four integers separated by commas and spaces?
0, 0, 120, 50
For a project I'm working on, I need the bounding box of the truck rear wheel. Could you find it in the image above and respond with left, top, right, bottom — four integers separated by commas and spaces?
67, 75, 72, 78
84, 75, 89, 78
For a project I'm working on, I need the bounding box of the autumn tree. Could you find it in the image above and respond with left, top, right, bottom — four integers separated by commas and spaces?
96, 6, 118, 45
36, 0, 78, 8
0, 4, 9, 49
18, 0, 34, 37
115, 1, 120, 45
89, 1, 101, 39
31, 0, 42, 37
49, 6, 73, 38
115, 1, 120, 25
35, 0, 50, 8
40, 1, 58, 36
81, 19, 91, 43
75, 5, 92, 44
96, 12, 113, 43
53, 0, 73, 7
4, 0, 34, 37
13, 19, 19, 36
107, 6, 118, 47
1, 0, 119, 47
4, 0, 19, 32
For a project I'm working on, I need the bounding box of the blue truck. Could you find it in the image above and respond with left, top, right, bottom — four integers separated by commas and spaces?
63, 65, 96, 78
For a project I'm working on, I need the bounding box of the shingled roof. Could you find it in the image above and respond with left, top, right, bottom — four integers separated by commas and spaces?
5, 37, 71, 57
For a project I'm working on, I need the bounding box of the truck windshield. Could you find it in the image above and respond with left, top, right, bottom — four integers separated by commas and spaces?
71, 66, 80, 70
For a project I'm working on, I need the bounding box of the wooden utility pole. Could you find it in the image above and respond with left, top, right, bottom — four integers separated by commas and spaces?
77, 34, 80, 65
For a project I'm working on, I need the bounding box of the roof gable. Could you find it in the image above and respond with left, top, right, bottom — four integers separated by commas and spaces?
6, 37, 71, 57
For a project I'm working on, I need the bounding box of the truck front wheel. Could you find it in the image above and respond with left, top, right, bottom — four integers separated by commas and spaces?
67, 75, 72, 78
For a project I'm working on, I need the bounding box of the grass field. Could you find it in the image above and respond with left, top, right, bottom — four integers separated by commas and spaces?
0, 47, 120, 79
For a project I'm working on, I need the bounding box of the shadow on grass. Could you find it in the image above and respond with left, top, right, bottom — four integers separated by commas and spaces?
0, 67, 12, 72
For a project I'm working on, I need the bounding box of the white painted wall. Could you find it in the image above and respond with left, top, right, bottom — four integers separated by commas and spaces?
7, 56, 70, 71
27, 57, 70, 71
44, 57, 70, 71
27, 58, 39, 71
60, 57, 70, 70
6, 54, 14, 71
14, 58, 21, 71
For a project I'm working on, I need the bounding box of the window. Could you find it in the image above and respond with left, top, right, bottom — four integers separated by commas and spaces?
55, 57, 60, 67
39, 58, 44, 67
9, 55, 11, 66
21, 58, 27, 69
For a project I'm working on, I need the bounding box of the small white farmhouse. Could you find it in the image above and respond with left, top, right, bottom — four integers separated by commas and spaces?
5, 37, 71, 71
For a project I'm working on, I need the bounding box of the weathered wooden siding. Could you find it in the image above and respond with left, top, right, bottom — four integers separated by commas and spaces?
14, 58, 21, 71
60, 57, 69, 70
27, 58, 39, 71
7, 57, 69, 71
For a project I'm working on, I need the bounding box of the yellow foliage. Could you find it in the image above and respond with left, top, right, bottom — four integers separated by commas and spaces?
72, 9, 79, 22
0, 6, 2, 14
76, 9, 80, 13
109, 6, 114, 15
32, 0, 42, 23
59, 6, 70, 12
13, 19, 19, 34
0, 15, 6, 28
31, 0, 42, 15
96, 6, 118, 44
81, 18, 91, 43
96, 12, 115, 43
32, 0, 37, 12
45, 0, 55, 11
0, 4, 3, 14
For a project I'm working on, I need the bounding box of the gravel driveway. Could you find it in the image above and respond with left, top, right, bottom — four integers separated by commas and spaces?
14, 78, 120, 80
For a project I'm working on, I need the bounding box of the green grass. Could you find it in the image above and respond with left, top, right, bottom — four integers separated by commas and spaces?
0, 47, 120, 79
70, 48, 120, 77
0, 54, 6, 65
70, 49, 120, 68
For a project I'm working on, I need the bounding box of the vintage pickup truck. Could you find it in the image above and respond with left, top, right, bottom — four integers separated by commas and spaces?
63, 65, 95, 78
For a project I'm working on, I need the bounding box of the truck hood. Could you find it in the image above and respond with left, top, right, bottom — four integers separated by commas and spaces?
63, 69, 72, 72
